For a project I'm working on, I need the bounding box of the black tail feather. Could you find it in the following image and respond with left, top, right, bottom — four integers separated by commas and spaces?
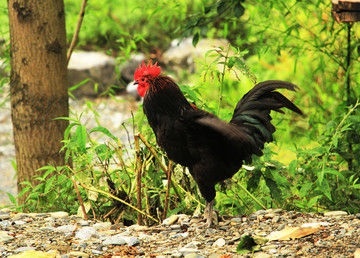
230, 80, 302, 157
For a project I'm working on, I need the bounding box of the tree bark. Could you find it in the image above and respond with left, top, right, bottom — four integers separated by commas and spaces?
8, 0, 69, 205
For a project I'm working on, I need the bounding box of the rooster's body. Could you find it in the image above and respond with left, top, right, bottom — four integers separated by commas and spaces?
134, 61, 302, 227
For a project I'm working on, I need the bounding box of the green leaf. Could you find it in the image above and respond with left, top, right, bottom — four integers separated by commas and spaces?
95, 144, 111, 162
20, 181, 33, 187
54, 116, 81, 123
317, 178, 332, 201
192, 32, 200, 47
323, 168, 345, 180
236, 234, 266, 254
234, 3, 245, 18
7, 192, 16, 205
350, 184, 360, 189
307, 195, 321, 208
75, 125, 87, 153
204, 5, 212, 14
69, 78, 89, 92
299, 182, 313, 198
63, 122, 80, 141
89, 126, 117, 141
288, 160, 297, 177
217, 1, 227, 15
18, 186, 31, 199
44, 176, 56, 193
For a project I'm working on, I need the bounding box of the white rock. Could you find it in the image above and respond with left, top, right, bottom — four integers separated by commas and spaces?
103, 235, 126, 246
54, 225, 77, 233
75, 226, 99, 240
127, 224, 149, 231
213, 238, 226, 247
185, 241, 201, 248
68, 51, 119, 98
93, 222, 112, 230
301, 222, 331, 228
163, 214, 179, 225
163, 37, 229, 72
179, 247, 200, 254
324, 211, 348, 217
14, 221, 26, 225
0, 231, 13, 242
120, 53, 146, 82
138, 233, 155, 241
50, 211, 69, 218
68, 251, 89, 257
121, 236, 140, 246
262, 244, 278, 251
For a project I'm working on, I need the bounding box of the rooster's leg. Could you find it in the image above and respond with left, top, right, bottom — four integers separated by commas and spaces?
204, 200, 214, 227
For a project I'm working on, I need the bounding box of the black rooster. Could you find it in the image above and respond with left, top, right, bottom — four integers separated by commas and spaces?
134, 61, 302, 227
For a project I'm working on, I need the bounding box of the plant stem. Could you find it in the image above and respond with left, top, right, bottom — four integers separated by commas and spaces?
346, 23, 353, 172
217, 44, 231, 116
136, 133, 182, 202
236, 181, 266, 210
163, 161, 172, 221
346, 23, 352, 106
67, 0, 88, 64
134, 134, 143, 225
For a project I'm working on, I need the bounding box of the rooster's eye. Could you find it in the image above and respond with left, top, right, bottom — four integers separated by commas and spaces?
141, 78, 145, 82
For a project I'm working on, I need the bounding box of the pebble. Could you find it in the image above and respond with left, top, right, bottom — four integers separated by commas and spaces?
75, 226, 100, 240
102, 235, 127, 245
212, 238, 226, 247
272, 215, 280, 223
54, 224, 77, 233
0, 212, 10, 220
301, 222, 331, 228
14, 247, 37, 253
68, 251, 89, 257
0, 208, 359, 257
122, 236, 140, 246
324, 211, 348, 217
50, 211, 69, 218
163, 214, 179, 225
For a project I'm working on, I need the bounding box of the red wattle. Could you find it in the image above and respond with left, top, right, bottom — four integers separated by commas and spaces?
137, 85, 146, 97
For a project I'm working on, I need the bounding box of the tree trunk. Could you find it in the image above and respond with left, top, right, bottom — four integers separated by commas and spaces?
8, 0, 69, 205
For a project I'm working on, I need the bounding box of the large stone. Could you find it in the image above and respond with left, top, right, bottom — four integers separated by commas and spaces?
119, 53, 145, 83
68, 51, 119, 98
163, 37, 229, 73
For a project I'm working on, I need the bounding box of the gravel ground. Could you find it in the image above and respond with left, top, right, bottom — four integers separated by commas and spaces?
0, 208, 359, 257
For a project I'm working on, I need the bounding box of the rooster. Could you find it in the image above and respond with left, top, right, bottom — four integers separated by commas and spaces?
134, 61, 302, 227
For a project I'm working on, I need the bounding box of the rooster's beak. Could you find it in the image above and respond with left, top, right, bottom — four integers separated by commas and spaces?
134, 81, 139, 85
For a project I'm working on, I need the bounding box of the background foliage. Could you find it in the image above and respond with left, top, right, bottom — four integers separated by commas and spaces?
1, 0, 360, 224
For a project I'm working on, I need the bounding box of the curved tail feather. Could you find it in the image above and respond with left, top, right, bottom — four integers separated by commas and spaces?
230, 80, 303, 160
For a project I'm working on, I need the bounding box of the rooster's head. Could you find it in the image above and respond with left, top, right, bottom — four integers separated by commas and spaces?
134, 60, 161, 97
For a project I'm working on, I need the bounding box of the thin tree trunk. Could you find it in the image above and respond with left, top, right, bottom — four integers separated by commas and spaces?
8, 0, 69, 205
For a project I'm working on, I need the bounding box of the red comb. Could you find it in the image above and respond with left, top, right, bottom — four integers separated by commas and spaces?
134, 60, 161, 80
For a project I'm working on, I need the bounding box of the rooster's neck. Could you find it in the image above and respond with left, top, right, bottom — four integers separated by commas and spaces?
143, 76, 192, 127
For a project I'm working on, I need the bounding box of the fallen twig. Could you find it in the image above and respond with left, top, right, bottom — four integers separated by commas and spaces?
79, 182, 159, 223
71, 177, 88, 220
